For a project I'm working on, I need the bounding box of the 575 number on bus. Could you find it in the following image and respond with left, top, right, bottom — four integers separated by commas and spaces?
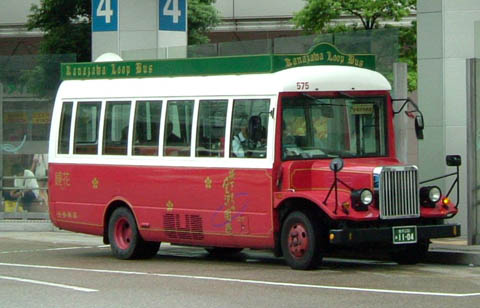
296, 82, 310, 90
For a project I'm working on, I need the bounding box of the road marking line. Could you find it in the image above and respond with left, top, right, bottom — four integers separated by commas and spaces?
1, 262, 478, 297
0, 245, 109, 255
0, 275, 98, 293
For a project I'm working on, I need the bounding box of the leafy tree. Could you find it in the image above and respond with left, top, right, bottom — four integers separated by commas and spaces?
20, 0, 89, 96
23, 0, 219, 96
294, 0, 417, 91
27, 0, 91, 62
294, 0, 416, 33
188, 0, 220, 45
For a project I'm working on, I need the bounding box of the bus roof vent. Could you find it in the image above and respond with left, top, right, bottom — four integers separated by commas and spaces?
95, 53, 123, 62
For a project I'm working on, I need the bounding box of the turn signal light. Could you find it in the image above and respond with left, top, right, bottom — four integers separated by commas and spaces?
442, 197, 451, 209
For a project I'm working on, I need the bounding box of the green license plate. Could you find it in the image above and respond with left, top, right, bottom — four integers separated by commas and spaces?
392, 226, 417, 244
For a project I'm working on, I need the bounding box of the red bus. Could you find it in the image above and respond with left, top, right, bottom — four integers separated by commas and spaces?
49, 50, 461, 270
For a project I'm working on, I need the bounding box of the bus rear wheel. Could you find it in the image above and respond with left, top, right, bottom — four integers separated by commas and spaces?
281, 211, 323, 270
108, 207, 159, 259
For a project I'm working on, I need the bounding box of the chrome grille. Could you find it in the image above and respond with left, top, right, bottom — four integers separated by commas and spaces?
377, 166, 420, 219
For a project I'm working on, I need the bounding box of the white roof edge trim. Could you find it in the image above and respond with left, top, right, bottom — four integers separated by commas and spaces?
55, 65, 391, 100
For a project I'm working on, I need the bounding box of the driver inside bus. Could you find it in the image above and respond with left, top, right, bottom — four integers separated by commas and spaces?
232, 116, 265, 157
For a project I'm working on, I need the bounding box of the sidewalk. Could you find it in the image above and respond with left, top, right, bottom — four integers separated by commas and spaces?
1, 221, 480, 266
428, 238, 480, 266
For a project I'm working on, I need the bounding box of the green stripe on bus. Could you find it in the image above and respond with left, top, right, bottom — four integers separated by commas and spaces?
60, 43, 376, 80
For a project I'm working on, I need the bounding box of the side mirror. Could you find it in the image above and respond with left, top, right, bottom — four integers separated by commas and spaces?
415, 115, 424, 140
446, 155, 461, 167
330, 158, 344, 172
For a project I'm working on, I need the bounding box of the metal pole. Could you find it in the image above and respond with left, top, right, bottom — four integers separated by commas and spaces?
393, 62, 409, 164
466, 58, 478, 245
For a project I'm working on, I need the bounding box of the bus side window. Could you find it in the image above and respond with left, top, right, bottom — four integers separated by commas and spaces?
103, 101, 131, 155
196, 100, 228, 157
58, 102, 73, 154
133, 100, 162, 156
74, 102, 101, 155
230, 99, 270, 158
164, 100, 194, 157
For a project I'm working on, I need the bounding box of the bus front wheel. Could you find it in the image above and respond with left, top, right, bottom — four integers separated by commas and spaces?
108, 207, 159, 259
281, 211, 323, 270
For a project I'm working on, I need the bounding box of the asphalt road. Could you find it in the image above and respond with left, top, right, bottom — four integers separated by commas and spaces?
0, 232, 479, 308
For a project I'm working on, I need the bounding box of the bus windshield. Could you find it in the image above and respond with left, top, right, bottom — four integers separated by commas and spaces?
281, 95, 388, 160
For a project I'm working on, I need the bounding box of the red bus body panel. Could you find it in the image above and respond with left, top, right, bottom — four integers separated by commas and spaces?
49, 163, 275, 248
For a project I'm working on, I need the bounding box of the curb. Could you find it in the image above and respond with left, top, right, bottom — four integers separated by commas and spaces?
426, 251, 480, 266
0, 220, 55, 232
426, 248, 480, 266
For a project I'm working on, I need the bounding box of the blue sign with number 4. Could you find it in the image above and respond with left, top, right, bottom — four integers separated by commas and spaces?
92, 0, 118, 32
159, 0, 187, 32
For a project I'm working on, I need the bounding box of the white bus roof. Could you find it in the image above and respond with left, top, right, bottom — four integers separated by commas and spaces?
56, 65, 391, 101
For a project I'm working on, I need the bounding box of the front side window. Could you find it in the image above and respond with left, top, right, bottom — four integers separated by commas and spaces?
230, 99, 270, 158
282, 95, 387, 160
74, 102, 101, 154
164, 100, 194, 157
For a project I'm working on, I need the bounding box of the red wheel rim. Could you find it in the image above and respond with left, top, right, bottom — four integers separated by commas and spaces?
114, 217, 132, 250
287, 223, 309, 259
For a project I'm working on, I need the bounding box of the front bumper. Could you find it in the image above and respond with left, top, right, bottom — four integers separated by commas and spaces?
329, 224, 461, 245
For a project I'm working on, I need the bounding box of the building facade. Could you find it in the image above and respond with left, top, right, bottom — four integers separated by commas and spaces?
417, 0, 480, 244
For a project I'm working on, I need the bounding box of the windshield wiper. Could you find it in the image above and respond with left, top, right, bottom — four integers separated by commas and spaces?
301, 92, 317, 100
337, 91, 354, 99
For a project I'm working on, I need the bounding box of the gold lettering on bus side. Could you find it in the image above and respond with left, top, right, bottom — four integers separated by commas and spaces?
92, 177, 99, 189
284, 58, 293, 68
55, 172, 71, 190
224, 209, 232, 221
111, 63, 117, 76
204, 176, 212, 189
348, 56, 355, 66
135, 63, 154, 75
225, 223, 232, 234
65, 66, 72, 77
166, 200, 174, 212
327, 52, 345, 65
222, 170, 236, 234
57, 211, 78, 220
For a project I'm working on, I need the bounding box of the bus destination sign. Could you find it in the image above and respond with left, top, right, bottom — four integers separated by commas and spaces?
61, 43, 376, 80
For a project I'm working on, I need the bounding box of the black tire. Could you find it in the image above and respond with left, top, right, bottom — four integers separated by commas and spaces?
205, 247, 243, 256
108, 207, 159, 259
391, 241, 429, 265
138, 241, 161, 259
281, 211, 323, 270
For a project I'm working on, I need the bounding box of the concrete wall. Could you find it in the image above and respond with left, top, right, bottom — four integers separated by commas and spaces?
418, 0, 480, 233
1, 0, 40, 25
215, 0, 304, 19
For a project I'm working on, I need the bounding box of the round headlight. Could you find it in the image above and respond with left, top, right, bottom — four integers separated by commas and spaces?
428, 186, 441, 203
360, 189, 373, 205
